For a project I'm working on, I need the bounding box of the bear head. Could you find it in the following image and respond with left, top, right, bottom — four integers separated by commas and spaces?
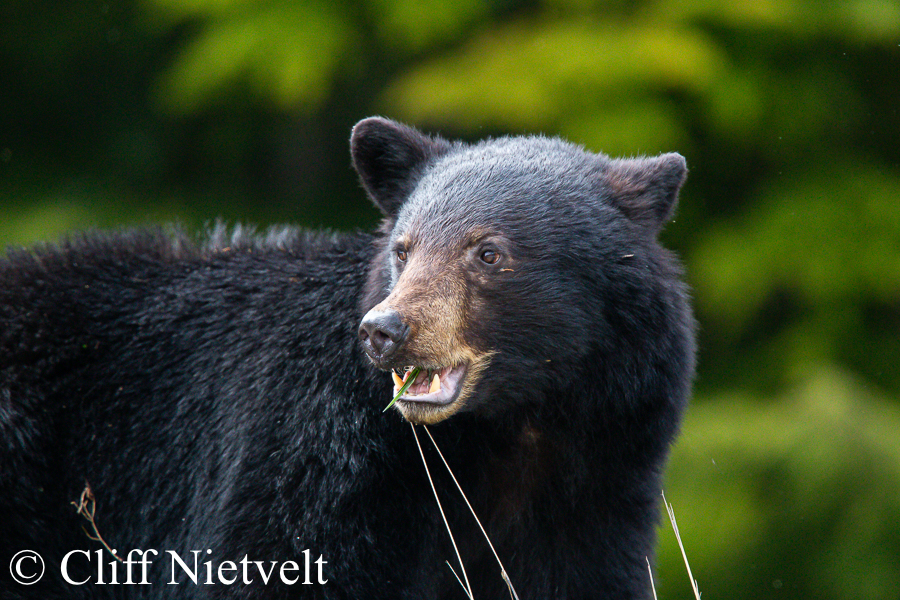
353, 117, 688, 426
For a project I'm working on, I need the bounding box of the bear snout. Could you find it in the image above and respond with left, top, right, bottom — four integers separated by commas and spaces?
359, 308, 409, 363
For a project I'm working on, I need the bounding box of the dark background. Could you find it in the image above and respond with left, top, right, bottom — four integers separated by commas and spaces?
3, 1, 899, 598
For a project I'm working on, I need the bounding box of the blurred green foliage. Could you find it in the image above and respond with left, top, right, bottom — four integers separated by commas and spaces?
1, 0, 898, 598
665, 368, 900, 599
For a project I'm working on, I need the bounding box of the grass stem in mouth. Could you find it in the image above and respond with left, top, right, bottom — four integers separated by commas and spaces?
383, 367, 420, 412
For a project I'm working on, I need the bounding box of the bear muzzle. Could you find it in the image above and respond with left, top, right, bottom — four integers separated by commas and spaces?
359, 307, 469, 406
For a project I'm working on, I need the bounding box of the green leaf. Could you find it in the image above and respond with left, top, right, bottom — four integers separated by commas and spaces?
383, 367, 420, 412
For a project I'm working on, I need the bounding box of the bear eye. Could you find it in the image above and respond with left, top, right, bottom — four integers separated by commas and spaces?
480, 249, 499, 265
396, 249, 408, 262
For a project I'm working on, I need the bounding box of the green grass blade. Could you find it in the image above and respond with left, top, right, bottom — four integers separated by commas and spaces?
383, 367, 420, 412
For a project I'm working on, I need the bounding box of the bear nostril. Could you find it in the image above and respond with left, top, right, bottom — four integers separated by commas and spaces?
359, 309, 408, 360
370, 329, 391, 354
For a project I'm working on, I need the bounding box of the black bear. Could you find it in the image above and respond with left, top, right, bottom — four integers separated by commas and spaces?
0, 117, 695, 599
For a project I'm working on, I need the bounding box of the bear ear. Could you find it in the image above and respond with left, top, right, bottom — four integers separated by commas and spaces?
602, 153, 687, 235
351, 117, 451, 218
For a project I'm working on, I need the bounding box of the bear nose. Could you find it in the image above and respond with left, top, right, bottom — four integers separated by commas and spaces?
359, 309, 409, 361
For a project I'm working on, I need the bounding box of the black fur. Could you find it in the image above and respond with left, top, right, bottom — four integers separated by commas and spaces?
1, 119, 695, 599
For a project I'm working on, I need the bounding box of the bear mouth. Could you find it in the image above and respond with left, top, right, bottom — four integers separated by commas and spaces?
391, 364, 468, 406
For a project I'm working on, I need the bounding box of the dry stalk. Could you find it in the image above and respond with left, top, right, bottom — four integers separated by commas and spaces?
422, 425, 521, 600
71, 482, 124, 563
662, 492, 701, 600
411, 424, 474, 600
647, 557, 658, 600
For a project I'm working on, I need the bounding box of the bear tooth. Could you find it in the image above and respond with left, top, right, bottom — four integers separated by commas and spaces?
392, 372, 403, 389
429, 374, 441, 394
